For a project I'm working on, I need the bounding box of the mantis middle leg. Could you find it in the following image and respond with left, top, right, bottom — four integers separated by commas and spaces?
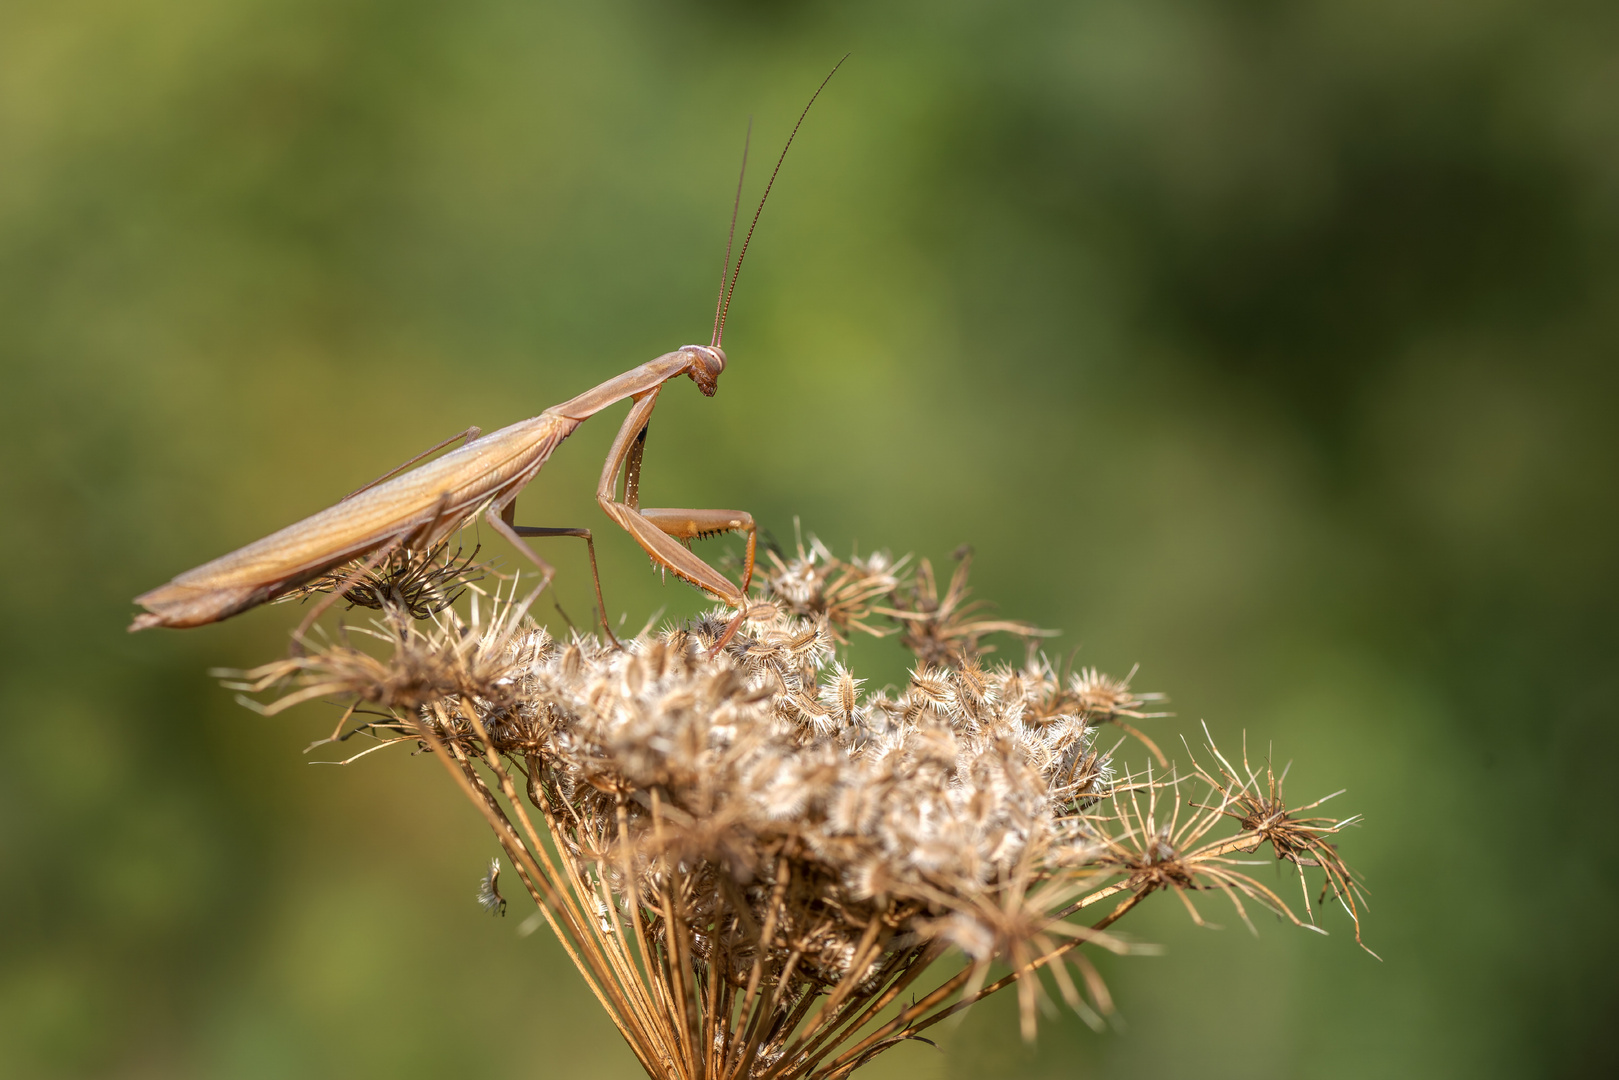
488, 499, 621, 648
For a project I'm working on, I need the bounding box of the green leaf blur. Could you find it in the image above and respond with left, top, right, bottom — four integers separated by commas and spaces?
2, 1, 1613, 1077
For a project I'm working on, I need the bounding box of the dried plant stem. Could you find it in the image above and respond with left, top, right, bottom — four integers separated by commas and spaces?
406, 710, 654, 1073
796, 915, 886, 1046
724, 857, 792, 1078
454, 728, 640, 1034
777, 944, 941, 1077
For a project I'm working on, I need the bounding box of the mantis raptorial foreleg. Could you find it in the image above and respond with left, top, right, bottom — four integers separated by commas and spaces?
617, 419, 757, 590
595, 390, 757, 646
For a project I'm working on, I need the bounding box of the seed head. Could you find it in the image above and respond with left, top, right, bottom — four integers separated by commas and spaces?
227, 530, 1369, 1074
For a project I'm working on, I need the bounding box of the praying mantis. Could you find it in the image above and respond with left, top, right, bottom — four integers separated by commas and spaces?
130, 62, 844, 645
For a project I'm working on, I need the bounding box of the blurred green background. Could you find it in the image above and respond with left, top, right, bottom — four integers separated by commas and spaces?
3, 1, 1616, 1077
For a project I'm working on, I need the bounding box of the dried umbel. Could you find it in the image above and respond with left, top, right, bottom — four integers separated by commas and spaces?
227, 536, 1371, 1079
275, 541, 482, 619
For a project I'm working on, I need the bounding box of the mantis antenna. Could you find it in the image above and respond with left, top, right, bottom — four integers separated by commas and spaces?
711, 120, 751, 349
711, 53, 849, 349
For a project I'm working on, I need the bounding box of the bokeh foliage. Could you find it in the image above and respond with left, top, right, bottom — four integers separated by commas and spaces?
2, 1, 1615, 1077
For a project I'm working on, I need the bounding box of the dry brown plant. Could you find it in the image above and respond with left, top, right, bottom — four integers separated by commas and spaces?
274, 541, 482, 619
221, 531, 1372, 1078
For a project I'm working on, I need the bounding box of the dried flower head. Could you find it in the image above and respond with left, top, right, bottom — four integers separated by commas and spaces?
1192, 730, 1375, 955
755, 527, 906, 641
228, 531, 1370, 1078
219, 582, 535, 715
880, 546, 1051, 668
1080, 769, 1303, 934
277, 542, 481, 619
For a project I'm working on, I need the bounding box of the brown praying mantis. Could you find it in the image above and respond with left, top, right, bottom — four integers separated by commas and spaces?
131, 62, 845, 646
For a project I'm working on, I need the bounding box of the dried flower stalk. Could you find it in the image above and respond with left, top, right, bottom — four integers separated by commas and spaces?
223, 532, 1371, 1078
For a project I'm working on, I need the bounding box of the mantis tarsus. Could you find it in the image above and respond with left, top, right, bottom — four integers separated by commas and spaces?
131, 61, 845, 646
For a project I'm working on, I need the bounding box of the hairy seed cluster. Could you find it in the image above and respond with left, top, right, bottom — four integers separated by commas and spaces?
226, 534, 1370, 1078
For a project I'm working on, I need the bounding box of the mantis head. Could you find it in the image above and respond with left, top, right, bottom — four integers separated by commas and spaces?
685, 344, 727, 397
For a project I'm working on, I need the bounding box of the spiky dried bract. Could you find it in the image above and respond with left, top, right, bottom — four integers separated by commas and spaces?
220, 598, 532, 716
1191, 734, 1375, 955
276, 542, 481, 619
880, 548, 1051, 668
1022, 660, 1172, 764
1079, 769, 1321, 936
754, 534, 906, 641
234, 535, 1369, 1079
